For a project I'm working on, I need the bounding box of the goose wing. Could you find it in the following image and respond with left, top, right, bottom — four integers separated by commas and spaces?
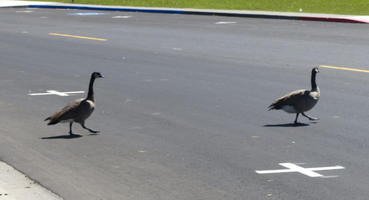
268, 89, 308, 110
45, 98, 84, 125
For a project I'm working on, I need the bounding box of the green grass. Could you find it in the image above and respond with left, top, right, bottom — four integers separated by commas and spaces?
33, 0, 369, 15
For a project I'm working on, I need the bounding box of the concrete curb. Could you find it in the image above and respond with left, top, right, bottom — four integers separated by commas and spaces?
0, 161, 63, 200
4, 1, 369, 24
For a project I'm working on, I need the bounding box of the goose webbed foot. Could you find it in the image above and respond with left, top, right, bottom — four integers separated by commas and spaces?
302, 112, 319, 121
81, 123, 100, 133
83, 126, 100, 134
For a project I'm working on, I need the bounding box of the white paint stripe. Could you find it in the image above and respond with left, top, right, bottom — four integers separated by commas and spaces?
255, 169, 295, 174
255, 163, 345, 177
29, 93, 52, 96
63, 91, 85, 94
279, 163, 323, 177
46, 90, 69, 96
67, 12, 106, 16
28, 91, 84, 96
0, 161, 62, 200
308, 166, 345, 171
16, 10, 33, 13
215, 21, 237, 24
321, 176, 340, 178
112, 16, 131, 18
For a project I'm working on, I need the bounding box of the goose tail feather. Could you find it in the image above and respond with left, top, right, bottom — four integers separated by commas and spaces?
267, 105, 274, 111
45, 117, 59, 125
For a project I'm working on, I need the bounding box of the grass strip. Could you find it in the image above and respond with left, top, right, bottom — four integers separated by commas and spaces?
31, 0, 369, 15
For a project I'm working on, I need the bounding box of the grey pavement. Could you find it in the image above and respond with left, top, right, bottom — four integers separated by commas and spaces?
1, 6, 369, 200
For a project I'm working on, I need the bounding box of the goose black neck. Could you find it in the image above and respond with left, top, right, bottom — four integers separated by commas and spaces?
311, 70, 318, 91
86, 74, 96, 101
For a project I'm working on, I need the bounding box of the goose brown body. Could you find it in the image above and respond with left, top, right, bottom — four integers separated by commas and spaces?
45, 72, 103, 135
45, 98, 95, 125
268, 89, 320, 113
268, 67, 320, 124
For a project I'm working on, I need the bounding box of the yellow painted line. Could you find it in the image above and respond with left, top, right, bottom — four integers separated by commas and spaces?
48, 33, 107, 41
320, 65, 369, 73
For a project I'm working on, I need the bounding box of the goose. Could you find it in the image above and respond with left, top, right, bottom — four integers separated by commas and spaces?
45, 72, 104, 135
268, 67, 320, 124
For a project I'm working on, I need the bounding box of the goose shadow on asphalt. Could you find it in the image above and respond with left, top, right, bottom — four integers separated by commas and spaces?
263, 122, 310, 127
41, 133, 100, 139
41, 134, 83, 139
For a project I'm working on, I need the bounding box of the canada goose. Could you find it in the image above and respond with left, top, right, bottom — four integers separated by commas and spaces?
45, 72, 104, 135
268, 67, 320, 124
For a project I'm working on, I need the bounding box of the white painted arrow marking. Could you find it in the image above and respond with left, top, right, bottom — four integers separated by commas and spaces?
256, 163, 345, 178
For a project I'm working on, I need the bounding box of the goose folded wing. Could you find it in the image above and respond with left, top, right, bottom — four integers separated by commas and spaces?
269, 89, 307, 110
47, 99, 84, 123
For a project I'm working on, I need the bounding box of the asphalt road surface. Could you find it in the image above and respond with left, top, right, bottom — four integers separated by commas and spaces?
1, 7, 369, 200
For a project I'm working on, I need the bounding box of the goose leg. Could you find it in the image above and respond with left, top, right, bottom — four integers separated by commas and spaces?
69, 122, 75, 135
302, 112, 319, 121
294, 113, 300, 124
80, 122, 99, 133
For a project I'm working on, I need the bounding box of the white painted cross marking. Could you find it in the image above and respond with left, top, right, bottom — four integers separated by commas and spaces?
28, 90, 84, 96
255, 163, 345, 178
